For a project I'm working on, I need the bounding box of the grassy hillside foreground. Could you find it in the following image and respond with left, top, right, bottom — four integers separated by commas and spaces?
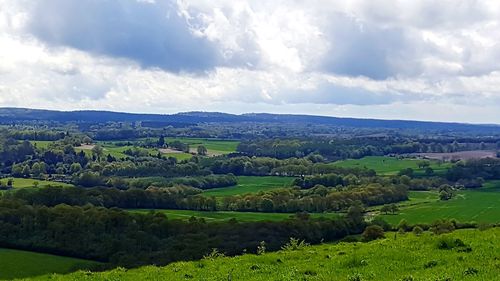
0, 248, 100, 280
26, 228, 500, 280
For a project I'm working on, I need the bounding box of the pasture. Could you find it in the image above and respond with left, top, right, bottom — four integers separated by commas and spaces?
0, 248, 100, 280
164, 137, 239, 155
380, 181, 500, 224
0, 178, 73, 188
131, 209, 338, 222
202, 176, 294, 197
333, 156, 452, 175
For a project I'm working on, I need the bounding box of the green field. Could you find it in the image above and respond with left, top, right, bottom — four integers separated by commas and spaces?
30, 140, 53, 150
130, 209, 338, 222
333, 156, 452, 175
0, 248, 101, 280
380, 181, 500, 225
202, 176, 294, 197
1, 178, 73, 188
28, 228, 500, 280
165, 137, 239, 155
163, 152, 193, 161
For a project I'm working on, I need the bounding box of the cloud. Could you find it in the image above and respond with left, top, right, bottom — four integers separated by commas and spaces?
1, 0, 500, 123
24, 0, 219, 72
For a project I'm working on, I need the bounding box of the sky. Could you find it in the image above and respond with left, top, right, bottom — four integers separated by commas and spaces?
1, 0, 500, 123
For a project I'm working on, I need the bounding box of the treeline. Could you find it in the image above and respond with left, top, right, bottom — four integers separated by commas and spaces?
446, 158, 500, 181
220, 184, 408, 213
0, 199, 365, 267
206, 156, 376, 177
125, 174, 238, 190
6, 186, 205, 210
237, 139, 499, 160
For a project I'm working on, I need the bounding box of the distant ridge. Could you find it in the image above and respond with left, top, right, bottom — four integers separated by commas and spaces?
0, 107, 499, 132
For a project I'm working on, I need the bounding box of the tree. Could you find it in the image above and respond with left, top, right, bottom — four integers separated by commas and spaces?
389, 203, 399, 214
22, 165, 31, 177
380, 205, 392, 215
91, 145, 104, 160
425, 167, 434, 176
197, 145, 208, 156
398, 168, 414, 177
31, 162, 46, 177
157, 136, 165, 147
362, 225, 385, 241
70, 163, 83, 174
83, 136, 93, 145
11, 164, 23, 177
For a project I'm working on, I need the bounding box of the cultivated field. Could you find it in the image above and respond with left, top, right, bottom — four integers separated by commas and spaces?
411, 150, 498, 161
130, 209, 338, 222
0, 248, 100, 280
29, 228, 500, 280
202, 176, 294, 197
333, 156, 452, 175
380, 181, 500, 224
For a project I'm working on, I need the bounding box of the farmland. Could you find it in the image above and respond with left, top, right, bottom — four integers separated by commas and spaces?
130, 209, 339, 222
380, 181, 500, 225
0, 177, 73, 188
0, 248, 100, 280
202, 176, 294, 197
164, 137, 239, 155
333, 156, 452, 175
28, 227, 500, 280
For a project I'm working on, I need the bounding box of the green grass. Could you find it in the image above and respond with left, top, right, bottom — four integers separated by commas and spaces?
1, 178, 73, 188
163, 152, 193, 161
130, 209, 338, 222
27, 228, 500, 280
202, 176, 294, 198
0, 248, 101, 280
333, 156, 452, 176
380, 181, 500, 225
30, 141, 54, 150
164, 137, 239, 155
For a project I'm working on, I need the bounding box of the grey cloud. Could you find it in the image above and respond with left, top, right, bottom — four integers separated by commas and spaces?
26, 0, 220, 72
319, 15, 416, 80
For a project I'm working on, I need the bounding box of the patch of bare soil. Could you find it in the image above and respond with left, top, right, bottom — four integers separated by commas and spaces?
75, 144, 95, 150
159, 148, 184, 154
411, 150, 498, 161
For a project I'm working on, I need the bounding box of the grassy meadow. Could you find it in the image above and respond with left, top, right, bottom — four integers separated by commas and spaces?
130, 209, 339, 222
26, 228, 500, 280
0, 248, 100, 280
164, 137, 239, 155
202, 176, 294, 198
333, 156, 452, 175
380, 181, 500, 225
1, 178, 73, 188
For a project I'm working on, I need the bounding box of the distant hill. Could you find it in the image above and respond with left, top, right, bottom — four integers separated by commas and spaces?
0, 107, 499, 133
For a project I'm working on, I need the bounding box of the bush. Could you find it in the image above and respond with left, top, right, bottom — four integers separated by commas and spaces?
371, 217, 392, 231
412, 226, 423, 236
430, 219, 455, 235
362, 225, 385, 242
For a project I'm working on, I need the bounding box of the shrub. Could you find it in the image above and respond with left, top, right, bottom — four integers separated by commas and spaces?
362, 225, 385, 242
424, 260, 438, 269
412, 226, 423, 236
430, 219, 455, 235
436, 237, 468, 250
281, 238, 309, 251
